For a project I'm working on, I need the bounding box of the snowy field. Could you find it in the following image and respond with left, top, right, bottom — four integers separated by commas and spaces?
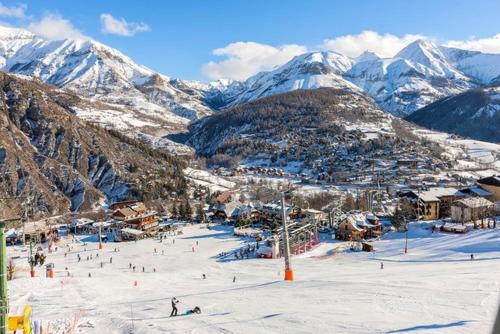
7, 224, 500, 334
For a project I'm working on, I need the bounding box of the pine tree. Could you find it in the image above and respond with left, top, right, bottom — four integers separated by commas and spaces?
171, 204, 178, 220
342, 194, 356, 212
196, 204, 206, 224
185, 200, 193, 221
392, 205, 404, 229
178, 202, 186, 221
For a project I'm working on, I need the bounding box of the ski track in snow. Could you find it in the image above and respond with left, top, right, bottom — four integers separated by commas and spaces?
7, 224, 500, 334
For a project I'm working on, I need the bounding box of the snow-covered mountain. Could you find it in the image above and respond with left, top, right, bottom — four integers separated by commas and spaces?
0, 24, 499, 146
406, 85, 500, 143
0, 25, 212, 148
206, 40, 500, 117
346, 40, 474, 115
203, 51, 362, 110
440, 46, 500, 84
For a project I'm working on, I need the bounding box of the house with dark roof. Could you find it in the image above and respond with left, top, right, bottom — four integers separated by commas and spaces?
477, 176, 500, 202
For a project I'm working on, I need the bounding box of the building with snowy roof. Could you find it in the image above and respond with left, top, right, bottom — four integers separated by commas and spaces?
451, 197, 495, 225
477, 176, 500, 205
399, 187, 465, 220
336, 212, 382, 240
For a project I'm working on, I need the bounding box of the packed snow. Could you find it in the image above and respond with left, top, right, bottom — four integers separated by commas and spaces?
6, 223, 500, 333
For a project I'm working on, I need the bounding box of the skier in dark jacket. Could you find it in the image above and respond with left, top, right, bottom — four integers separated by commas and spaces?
171, 297, 179, 316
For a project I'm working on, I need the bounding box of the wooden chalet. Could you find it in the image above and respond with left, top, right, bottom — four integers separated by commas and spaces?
399, 187, 465, 220
451, 197, 495, 225
477, 176, 500, 213
123, 212, 158, 231
112, 201, 146, 221
336, 212, 383, 241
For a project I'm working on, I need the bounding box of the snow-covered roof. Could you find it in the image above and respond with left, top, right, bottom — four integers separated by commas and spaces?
454, 197, 494, 208
342, 211, 379, 231
418, 187, 464, 202
70, 218, 94, 227
23, 220, 50, 234
461, 186, 492, 197
120, 228, 144, 236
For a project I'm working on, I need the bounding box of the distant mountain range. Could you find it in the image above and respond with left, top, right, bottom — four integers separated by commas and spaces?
0, 24, 498, 144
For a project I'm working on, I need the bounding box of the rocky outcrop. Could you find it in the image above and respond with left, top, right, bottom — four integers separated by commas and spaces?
0, 71, 187, 220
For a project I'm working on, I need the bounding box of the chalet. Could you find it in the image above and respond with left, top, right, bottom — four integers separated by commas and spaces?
211, 202, 241, 222
119, 228, 145, 241
450, 197, 495, 225
123, 212, 158, 231
112, 201, 146, 221
336, 212, 383, 240
69, 218, 95, 234
110, 200, 142, 211
399, 187, 465, 220
477, 176, 500, 210
302, 208, 328, 225
459, 186, 493, 200
23, 220, 52, 243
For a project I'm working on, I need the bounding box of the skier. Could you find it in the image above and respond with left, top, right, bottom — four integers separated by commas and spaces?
186, 306, 201, 315
110, 257, 113, 264
470, 254, 475, 261
129, 263, 132, 269
170, 297, 179, 317
380, 262, 384, 269
233, 276, 236, 283
202, 274, 206, 279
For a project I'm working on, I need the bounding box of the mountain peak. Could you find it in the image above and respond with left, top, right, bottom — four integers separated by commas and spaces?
396, 39, 445, 62
355, 50, 380, 63
0, 25, 34, 40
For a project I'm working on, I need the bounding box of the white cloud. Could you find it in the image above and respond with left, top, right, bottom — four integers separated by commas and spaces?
28, 13, 87, 40
202, 41, 307, 80
0, 2, 26, 18
444, 34, 500, 54
100, 13, 150, 37
319, 30, 427, 58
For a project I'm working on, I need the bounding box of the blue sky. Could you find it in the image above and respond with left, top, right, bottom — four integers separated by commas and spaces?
2, 0, 500, 81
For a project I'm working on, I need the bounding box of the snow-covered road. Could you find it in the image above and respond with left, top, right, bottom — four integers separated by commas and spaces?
7, 224, 500, 333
